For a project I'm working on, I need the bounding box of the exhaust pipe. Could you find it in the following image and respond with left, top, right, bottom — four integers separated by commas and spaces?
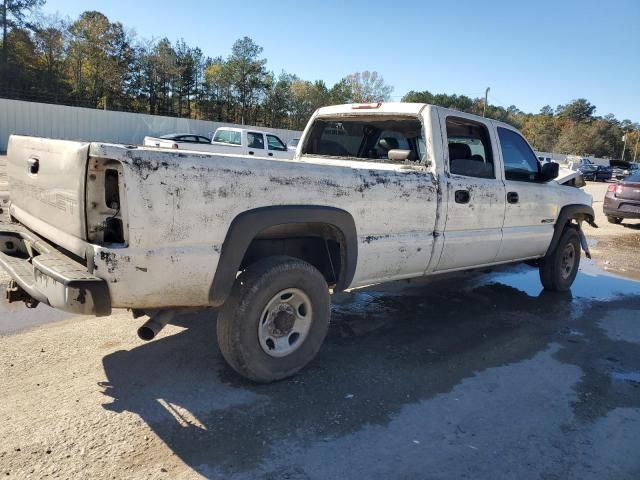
137, 309, 176, 341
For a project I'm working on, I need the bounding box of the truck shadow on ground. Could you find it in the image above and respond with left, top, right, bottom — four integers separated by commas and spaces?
99, 265, 640, 477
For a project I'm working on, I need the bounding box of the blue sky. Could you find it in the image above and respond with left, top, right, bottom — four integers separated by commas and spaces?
42, 0, 639, 122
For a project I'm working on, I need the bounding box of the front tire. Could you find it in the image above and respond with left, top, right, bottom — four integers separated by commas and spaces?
539, 227, 581, 292
216, 256, 331, 383
607, 216, 623, 224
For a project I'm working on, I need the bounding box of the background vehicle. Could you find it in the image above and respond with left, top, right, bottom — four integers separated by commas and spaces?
144, 127, 293, 159
287, 138, 300, 151
593, 165, 613, 182
143, 133, 211, 149
568, 158, 596, 172
208, 127, 293, 159
0, 103, 594, 382
0, 156, 7, 215
613, 162, 639, 179
604, 172, 640, 223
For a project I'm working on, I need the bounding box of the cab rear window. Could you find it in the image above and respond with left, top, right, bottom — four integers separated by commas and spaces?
213, 130, 241, 145
301, 116, 424, 163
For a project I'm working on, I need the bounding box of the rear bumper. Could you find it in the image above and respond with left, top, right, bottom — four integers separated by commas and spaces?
603, 194, 640, 219
0, 222, 111, 316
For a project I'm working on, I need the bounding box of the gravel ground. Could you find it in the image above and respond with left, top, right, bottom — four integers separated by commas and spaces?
0, 168, 639, 479
583, 181, 640, 280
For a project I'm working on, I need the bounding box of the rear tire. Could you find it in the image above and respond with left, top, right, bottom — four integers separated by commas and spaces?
216, 256, 331, 383
539, 227, 581, 292
607, 216, 623, 224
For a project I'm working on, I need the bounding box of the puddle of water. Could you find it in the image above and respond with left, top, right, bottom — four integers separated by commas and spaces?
332, 291, 389, 315
481, 259, 640, 300
611, 371, 640, 384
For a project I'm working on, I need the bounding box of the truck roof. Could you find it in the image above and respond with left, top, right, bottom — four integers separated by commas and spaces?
215, 126, 277, 135
315, 102, 517, 130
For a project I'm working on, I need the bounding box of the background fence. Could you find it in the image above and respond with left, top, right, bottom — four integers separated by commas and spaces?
0, 98, 302, 153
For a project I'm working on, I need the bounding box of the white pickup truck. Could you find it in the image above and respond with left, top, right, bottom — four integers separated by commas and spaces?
0, 102, 596, 382
144, 127, 294, 159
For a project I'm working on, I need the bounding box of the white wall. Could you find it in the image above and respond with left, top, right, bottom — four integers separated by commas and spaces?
0, 98, 301, 152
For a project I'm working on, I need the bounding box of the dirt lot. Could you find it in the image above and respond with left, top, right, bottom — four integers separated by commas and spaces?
1, 179, 639, 479
583, 181, 640, 280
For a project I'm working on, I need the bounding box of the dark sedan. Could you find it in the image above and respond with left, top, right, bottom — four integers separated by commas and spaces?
604, 172, 640, 223
160, 133, 211, 144
594, 165, 613, 182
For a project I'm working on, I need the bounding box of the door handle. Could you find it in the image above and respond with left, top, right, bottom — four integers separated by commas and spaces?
455, 190, 470, 204
268, 152, 273, 157
507, 192, 519, 204
248, 151, 254, 155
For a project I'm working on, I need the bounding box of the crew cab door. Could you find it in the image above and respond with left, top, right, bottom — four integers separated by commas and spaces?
494, 126, 558, 261
246, 131, 266, 157
265, 134, 290, 159
435, 113, 506, 271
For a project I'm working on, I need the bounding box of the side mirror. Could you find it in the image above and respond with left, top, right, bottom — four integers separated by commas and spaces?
540, 161, 559, 182
388, 149, 411, 161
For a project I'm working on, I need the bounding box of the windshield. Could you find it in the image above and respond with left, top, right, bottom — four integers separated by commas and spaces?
301, 116, 424, 162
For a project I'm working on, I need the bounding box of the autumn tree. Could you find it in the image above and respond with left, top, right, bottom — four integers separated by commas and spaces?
0, 0, 43, 93
227, 36, 267, 124
344, 70, 392, 103
67, 11, 134, 108
556, 98, 596, 122
33, 14, 68, 100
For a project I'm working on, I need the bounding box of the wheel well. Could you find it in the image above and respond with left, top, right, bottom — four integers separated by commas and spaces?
240, 223, 344, 286
545, 204, 595, 257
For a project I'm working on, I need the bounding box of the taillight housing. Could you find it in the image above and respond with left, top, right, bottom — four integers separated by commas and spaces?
87, 158, 127, 245
615, 184, 624, 196
607, 184, 616, 192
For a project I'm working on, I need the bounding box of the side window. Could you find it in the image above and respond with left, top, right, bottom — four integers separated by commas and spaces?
247, 132, 265, 149
213, 130, 241, 145
497, 127, 540, 182
266, 134, 287, 151
446, 117, 495, 179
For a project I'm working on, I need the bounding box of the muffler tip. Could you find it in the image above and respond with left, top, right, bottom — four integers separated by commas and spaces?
136, 309, 176, 341
137, 326, 156, 341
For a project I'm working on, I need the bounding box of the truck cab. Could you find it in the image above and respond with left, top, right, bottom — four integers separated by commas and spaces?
210, 127, 292, 159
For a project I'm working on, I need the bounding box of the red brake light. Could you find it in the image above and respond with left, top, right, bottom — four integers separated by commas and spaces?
607, 184, 616, 192
615, 184, 624, 196
352, 102, 382, 109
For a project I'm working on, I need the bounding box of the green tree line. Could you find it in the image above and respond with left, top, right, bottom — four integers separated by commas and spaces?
403, 92, 639, 161
1, 1, 638, 159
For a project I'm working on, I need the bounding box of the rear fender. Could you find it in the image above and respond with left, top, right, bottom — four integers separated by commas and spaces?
209, 205, 358, 307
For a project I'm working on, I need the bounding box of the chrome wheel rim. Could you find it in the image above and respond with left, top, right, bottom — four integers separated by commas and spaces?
560, 243, 576, 280
258, 288, 312, 358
